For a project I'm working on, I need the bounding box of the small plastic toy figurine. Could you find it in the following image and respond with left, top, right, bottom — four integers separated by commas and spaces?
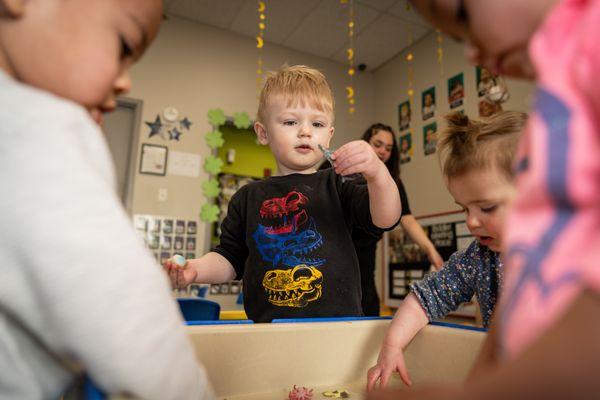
171, 254, 187, 268
288, 385, 314, 400
318, 144, 358, 182
318, 144, 335, 164
323, 389, 350, 398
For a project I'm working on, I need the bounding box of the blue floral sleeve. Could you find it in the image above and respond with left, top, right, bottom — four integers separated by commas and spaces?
409, 240, 501, 327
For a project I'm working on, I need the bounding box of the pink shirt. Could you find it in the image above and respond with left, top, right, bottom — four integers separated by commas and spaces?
500, 0, 600, 360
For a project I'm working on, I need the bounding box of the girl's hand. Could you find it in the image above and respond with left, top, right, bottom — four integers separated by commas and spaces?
367, 343, 412, 391
333, 140, 386, 182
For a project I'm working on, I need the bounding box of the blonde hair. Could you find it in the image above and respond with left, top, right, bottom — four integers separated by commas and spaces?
257, 65, 334, 123
438, 111, 528, 180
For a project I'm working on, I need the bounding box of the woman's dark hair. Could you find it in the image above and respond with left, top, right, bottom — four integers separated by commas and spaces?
360, 123, 400, 184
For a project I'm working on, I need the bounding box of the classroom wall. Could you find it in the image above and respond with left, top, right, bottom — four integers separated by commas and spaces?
370, 31, 535, 303
124, 18, 536, 269
127, 17, 376, 252
372, 31, 536, 216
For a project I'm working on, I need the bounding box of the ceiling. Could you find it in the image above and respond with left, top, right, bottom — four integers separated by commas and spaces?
163, 0, 433, 71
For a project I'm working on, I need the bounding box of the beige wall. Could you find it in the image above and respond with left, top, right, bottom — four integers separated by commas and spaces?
373, 31, 535, 216
125, 18, 536, 256
127, 17, 376, 252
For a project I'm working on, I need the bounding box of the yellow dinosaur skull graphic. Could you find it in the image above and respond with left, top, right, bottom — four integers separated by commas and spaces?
263, 265, 323, 307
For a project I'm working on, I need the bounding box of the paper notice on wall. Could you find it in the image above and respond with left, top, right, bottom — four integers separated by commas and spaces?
167, 151, 201, 178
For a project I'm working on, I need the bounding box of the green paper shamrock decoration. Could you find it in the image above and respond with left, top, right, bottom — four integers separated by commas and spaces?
200, 203, 220, 223
203, 155, 224, 175
205, 129, 225, 149
207, 108, 226, 127
233, 112, 252, 129
202, 178, 221, 198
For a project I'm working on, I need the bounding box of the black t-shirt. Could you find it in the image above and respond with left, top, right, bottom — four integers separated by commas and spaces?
213, 169, 392, 322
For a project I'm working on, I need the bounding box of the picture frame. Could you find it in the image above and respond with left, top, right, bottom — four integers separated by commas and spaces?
175, 220, 185, 234
448, 73, 465, 109
399, 131, 413, 164
162, 219, 173, 234
174, 236, 184, 251
423, 122, 438, 156
139, 143, 168, 176
421, 86, 436, 121
398, 100, 411, 131
186, 221, 197, 235
161, 235, 172, 250
186, 237, 196, 251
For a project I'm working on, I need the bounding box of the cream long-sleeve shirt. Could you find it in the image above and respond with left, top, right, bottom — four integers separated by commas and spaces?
0, 71, 213, 399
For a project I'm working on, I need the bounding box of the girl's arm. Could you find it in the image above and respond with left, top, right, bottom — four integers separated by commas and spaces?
410, 245, 477, 321
367, 293, 429, 389
367, 243, 483, 390
367, 290, 600, 400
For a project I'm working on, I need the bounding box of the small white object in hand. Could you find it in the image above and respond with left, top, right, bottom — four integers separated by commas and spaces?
171, 254, 186, 267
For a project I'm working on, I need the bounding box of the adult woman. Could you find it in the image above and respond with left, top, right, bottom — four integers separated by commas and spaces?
322, 123, 443, 316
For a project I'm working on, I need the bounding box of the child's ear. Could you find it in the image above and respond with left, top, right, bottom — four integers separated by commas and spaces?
325, 126, 334, 147
254, 121, 269, 145
0, 0, 25, 17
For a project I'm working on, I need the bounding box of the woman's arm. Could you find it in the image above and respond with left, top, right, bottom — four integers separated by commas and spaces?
400, 215, 444, 269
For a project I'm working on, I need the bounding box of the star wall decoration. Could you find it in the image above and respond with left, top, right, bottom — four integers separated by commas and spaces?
145, 112, 193, 141
169, 128, 182, 141
145, 115, 163, 138
180, 117, 192, 130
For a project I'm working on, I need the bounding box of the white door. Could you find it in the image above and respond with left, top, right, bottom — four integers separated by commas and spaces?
101, 97, 142, 213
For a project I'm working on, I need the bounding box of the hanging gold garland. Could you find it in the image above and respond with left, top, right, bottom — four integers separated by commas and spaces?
256, 1, 266, 94
405, 1, 414, 106
341, 0, 355, 115
436, 29, 444, 77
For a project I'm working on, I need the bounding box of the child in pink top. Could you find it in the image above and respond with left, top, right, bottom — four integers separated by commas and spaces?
368, 1, 600, 399
500, 0, 600, 360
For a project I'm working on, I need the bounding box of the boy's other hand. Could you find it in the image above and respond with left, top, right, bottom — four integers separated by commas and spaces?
163, 258, 197, 289
367, 343, 412, 391
333, 140, 386, 182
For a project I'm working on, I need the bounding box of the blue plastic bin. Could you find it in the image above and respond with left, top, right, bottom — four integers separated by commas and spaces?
177, 298, 221, 321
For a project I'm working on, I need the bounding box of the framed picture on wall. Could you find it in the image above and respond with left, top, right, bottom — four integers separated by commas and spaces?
448, 73, 465, 109
398, 100, 411, 131
139, 143, 168, 176
423, 122, 438, 156
421, 87, 436, 120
